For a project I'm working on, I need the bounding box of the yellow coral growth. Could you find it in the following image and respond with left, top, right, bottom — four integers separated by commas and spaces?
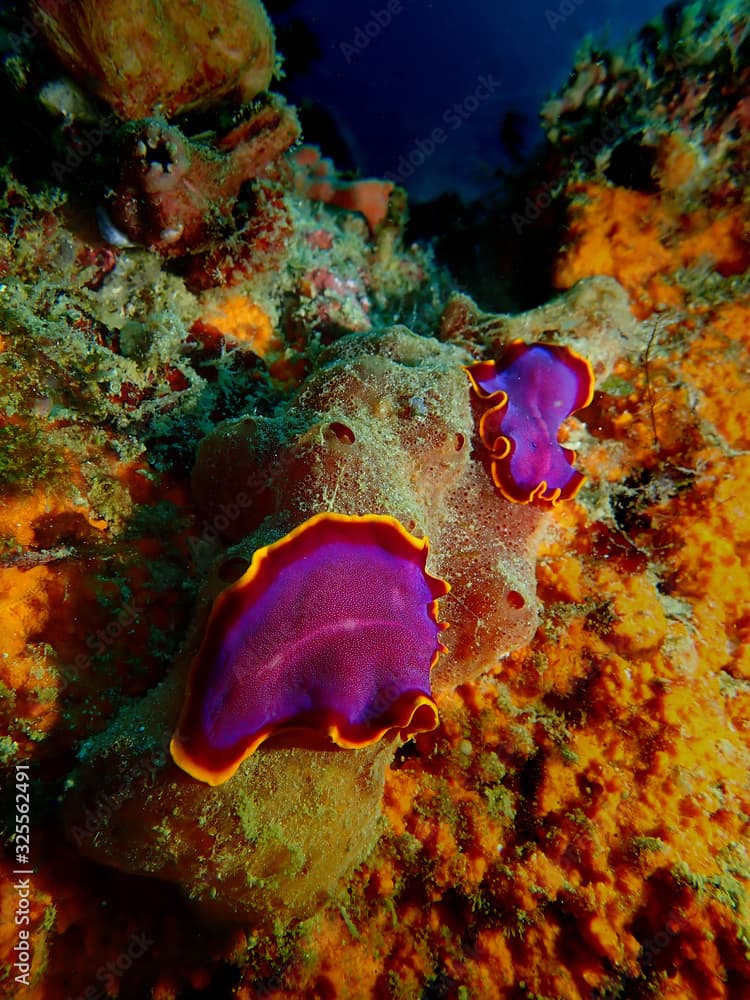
0, 490, 106, 549
0, 565, 55, 683
554, 184, 682, 316
200, 294, 278, 356
554, 180, 750, 317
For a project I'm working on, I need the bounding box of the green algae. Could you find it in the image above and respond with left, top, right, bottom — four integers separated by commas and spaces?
629, 836, 666, 860
599, 373, 636, 397
0, 183, 279, 475
483, 783, 516, 824
0, 732, 18, 763
0, 422, 65, 493
672, 857, 750, 953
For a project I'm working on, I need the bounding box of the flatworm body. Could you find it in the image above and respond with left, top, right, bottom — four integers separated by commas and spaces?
171, 512, 449, 785
465, 341, 594, 504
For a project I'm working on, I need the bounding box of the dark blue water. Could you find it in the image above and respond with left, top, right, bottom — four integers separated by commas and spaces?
275, 0, 669, 201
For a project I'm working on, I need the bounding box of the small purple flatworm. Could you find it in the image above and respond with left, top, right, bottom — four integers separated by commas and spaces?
465, 341, 594, 504
170, 512, 450, 785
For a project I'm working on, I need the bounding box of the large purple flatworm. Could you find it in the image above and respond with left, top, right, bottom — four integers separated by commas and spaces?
465, 341, 594, 504
170, 512, 449, 785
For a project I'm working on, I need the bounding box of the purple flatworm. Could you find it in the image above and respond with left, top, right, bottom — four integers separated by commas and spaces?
170, 512, 449, 785
465, 341, 594, 504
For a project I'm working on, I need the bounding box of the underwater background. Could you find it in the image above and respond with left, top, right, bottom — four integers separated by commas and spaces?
1, 0, 749, 998
274, 0, 671, 202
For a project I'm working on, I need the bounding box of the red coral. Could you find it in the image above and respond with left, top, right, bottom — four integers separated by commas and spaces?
292, 145, 394, 234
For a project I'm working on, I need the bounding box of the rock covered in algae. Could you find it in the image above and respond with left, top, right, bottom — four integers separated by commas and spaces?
63, 326, 547, 924
63, 669, 394, 928
31, 0, 276, 120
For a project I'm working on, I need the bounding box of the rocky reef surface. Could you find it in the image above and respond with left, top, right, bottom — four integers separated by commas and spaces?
0, 1, 749, 998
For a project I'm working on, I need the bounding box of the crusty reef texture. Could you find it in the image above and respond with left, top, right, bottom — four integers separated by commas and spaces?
32, 0, 275, 120
192, 326, 547, 692
62, 326, 547, 925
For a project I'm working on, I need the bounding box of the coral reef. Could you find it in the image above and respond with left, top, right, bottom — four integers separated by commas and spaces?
61, 324, 548, 925
189, 325, 550, 691
29, 0, 295, 260
63, 688, 396, 929
292, 146, 396, 234
1, 1, 750, 998
541, 0, 750, 181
